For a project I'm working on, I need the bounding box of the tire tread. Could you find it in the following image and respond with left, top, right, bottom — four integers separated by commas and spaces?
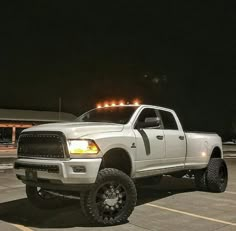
84, 168, 137, 225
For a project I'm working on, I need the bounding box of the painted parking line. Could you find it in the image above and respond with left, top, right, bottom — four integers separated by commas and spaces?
12, 224, 34, 231
146, 203, 236, 226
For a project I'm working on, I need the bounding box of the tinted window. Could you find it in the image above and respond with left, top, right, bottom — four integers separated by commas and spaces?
76, 106, 138, 124
159, 110, 178, 130
0, 127, 12, 144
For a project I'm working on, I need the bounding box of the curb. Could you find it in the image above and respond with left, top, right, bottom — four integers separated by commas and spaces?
0, 157, 16, 165
0, 164, 14, 173
224, 154, 236, 158
224, 151, 236, 154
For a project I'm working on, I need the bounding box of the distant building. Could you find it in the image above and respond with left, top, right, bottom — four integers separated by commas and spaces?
0, 109, 76, 148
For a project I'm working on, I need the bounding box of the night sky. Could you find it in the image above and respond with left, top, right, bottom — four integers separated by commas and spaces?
0, 2, 235, 139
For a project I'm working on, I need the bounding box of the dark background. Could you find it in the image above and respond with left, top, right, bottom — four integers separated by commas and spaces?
0, 1, 235, 140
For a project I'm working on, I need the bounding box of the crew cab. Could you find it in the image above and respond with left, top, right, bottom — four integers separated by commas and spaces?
15, 104, 228, 225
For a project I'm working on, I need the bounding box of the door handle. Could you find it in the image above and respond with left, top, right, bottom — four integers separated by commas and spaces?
156, 135, 164, 140
179, 136, 185, 140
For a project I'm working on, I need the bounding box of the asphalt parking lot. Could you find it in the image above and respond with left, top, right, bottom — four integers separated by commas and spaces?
0, 157, 235, 231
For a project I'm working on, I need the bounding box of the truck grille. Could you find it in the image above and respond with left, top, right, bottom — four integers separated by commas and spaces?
18, 132, 68, 159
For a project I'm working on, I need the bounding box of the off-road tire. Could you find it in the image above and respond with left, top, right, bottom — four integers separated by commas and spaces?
207, 158, 228, 192
83, 168, 137, 226
26, 185, 68, 209
195, 158, 228, 193
195, 169, 208, 191
80, 191, 91, 217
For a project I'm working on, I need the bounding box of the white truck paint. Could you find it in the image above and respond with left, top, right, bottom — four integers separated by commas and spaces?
15, 104, 222, 183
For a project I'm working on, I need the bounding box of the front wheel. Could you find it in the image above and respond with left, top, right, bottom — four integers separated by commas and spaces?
81, 168, 137, 225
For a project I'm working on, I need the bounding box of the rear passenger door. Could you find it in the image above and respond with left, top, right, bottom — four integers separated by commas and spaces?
159, 110, 186, 166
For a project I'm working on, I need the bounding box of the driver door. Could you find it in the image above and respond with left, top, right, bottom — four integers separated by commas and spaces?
133, 108, 165, 173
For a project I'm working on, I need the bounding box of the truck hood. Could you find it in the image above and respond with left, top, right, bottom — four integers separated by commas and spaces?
23, 122, 124, 139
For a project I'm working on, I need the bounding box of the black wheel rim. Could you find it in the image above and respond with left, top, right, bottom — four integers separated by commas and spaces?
94, 181, 127, 221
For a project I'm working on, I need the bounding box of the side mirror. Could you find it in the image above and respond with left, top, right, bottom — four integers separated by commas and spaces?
137, 117, 161, 129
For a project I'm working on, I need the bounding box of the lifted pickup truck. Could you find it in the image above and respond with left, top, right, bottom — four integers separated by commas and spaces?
15, 104, 228, 225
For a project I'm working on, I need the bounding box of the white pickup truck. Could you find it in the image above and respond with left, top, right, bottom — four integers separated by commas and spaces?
15, 104, 228, 225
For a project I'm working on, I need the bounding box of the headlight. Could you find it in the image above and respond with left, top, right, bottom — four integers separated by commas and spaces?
68, 140, 100, 155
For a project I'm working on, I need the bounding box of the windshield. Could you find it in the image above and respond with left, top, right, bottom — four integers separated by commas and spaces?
76, 106, 138, 124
